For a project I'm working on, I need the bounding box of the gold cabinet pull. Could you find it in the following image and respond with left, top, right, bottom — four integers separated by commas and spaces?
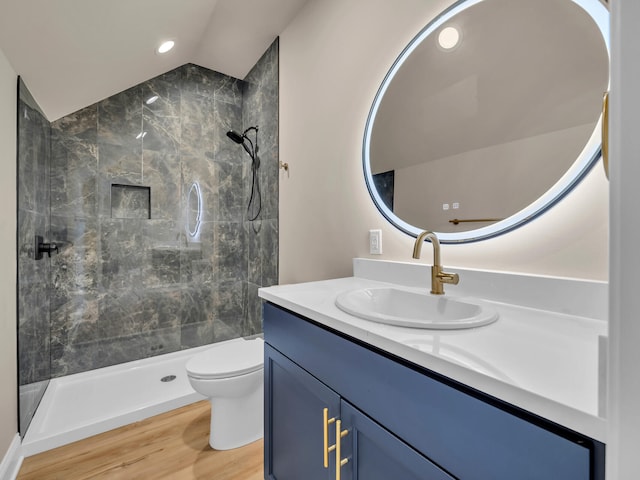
323, 408, 336, 468
335, 419, 349, 480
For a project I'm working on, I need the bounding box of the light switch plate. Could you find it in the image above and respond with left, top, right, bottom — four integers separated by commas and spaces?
369, 229, 382, 255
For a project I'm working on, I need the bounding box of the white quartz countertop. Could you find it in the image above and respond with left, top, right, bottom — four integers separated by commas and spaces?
259, 266, 607, 442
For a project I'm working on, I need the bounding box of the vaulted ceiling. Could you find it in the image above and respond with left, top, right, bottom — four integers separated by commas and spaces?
0, 0, 309, 120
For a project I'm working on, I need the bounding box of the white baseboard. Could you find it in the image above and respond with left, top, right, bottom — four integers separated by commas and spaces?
0, 434, 23, 480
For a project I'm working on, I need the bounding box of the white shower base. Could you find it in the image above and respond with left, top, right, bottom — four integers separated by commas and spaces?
21, 344, 213, 457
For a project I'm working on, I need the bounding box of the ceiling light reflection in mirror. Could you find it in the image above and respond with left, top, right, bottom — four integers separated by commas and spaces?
363, 0, 609, 243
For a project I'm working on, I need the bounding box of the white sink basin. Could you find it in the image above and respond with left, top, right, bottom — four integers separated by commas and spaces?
335, 287, 498, 329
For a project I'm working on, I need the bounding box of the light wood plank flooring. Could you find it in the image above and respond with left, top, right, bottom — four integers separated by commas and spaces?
18, 401, 264, 480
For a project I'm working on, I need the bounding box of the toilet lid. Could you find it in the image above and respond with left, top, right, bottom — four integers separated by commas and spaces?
186, 338, 264, 379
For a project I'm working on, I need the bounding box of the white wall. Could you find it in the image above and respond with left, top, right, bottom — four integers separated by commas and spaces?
279, 0, 609, 284
0, 47, 17, 460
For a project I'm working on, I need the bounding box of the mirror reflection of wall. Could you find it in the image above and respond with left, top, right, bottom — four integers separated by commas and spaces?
367, 0, 609, 239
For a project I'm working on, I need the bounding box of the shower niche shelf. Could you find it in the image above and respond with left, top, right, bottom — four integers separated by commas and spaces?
110, 184, 151, 219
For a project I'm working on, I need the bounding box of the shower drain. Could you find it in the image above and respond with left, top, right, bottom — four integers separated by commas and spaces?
161, 375, 177, 382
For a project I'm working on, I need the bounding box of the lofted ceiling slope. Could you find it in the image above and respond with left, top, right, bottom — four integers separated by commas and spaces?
0, 0, 308, 120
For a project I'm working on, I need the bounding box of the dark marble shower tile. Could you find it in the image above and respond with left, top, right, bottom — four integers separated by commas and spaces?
213, 159, 245, 222
182, 64, 242, 103
262, 219, 279, 287
244, 282, 263, 337
141, 68, 182, 118
99, 218, 149, 290
50, 173, 97, 220
52, 327, 182, 377
245, 221, 261, 285
18, 101, 51, 213
212, 222, 246, 282
99, 142, 142, 179
180, 155, 216, 223
181, 91, 216, 159
97, 85, 143, 148
50, 215, 98, 252
50, 292, 100, 348
17, 281, 50, 385
180, 284, 213, 325
17, 209, 48, 283
51, 106, 99, 219
213, 317, 243, 343
213, 98, 243, 163
142, 112, 180, 155
37, 53, 279, 378
181, 321, 215, 348
255, 118, 279, 220
244, 218, 278, 287
150, 246, 182, 285
242, 40, 279, 222
98, 287, 181, 339
142, 150, 181, 220
179, 243, 211, 284
52, 104, 98, 141
182, 90, 216, 125
212, 280, 246, 321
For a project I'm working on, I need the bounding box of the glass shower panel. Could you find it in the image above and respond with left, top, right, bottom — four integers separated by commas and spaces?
17, 78, 52, 437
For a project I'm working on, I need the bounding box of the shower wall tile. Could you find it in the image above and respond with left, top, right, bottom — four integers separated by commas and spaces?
142, 112, 181, 155
183, 64, 243, 105
181, 154, 216, 223
181, 284, 214, 326
99, 142, 142, 180
98, 287, 181, 339
52, 327, 182, 376
212, 280, 246, 321
17, 80, 52, 436
50, 293, 100, 349
181, 321, 215, 349
46, 51, 278, 377
142, 150, 181, 220
243, 40, 280, 222
212, 222, 247, 282
97, 85, 143, 148
213, 158, 245, 222
262, 219, 279, 287
245, 282, 263, 337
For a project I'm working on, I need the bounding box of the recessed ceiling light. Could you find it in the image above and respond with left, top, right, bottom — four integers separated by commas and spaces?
157, 40, 175, 54
438, 27, 461, 50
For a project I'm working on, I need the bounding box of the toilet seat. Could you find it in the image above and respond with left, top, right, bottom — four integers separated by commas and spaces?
186, 338, 263, 380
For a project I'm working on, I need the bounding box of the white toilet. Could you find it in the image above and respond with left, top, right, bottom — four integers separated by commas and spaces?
186, 337, 264, 450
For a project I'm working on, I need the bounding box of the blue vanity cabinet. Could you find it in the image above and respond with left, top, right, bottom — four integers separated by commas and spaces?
338, 400, 455, 479
264, 342, 454, 480
263, 302, 605, 480
264, 344, 340, 479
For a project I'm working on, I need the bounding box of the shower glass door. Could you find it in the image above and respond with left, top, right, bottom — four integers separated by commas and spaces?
17, 77, 52, 437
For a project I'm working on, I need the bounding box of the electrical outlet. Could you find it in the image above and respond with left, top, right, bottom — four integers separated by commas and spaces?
453, 202, 460, 209
369, 229, 382, 255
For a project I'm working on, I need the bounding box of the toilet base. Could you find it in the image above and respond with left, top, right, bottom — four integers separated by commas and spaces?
209, 383, 264, 450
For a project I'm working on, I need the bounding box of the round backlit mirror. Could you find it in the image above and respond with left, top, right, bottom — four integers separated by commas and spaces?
363, 0, 609, 243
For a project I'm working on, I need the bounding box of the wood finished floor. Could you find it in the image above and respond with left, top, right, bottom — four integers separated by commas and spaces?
17, 401, 264, 480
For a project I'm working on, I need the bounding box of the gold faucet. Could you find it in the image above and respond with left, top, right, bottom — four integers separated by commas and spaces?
412, 231, 459, 295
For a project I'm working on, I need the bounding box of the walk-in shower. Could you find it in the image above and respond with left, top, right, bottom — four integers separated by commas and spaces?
16, 39, 279, 446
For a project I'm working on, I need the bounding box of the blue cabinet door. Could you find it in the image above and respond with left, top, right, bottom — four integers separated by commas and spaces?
265, 344, 341, 480
339, 401, 456, 480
